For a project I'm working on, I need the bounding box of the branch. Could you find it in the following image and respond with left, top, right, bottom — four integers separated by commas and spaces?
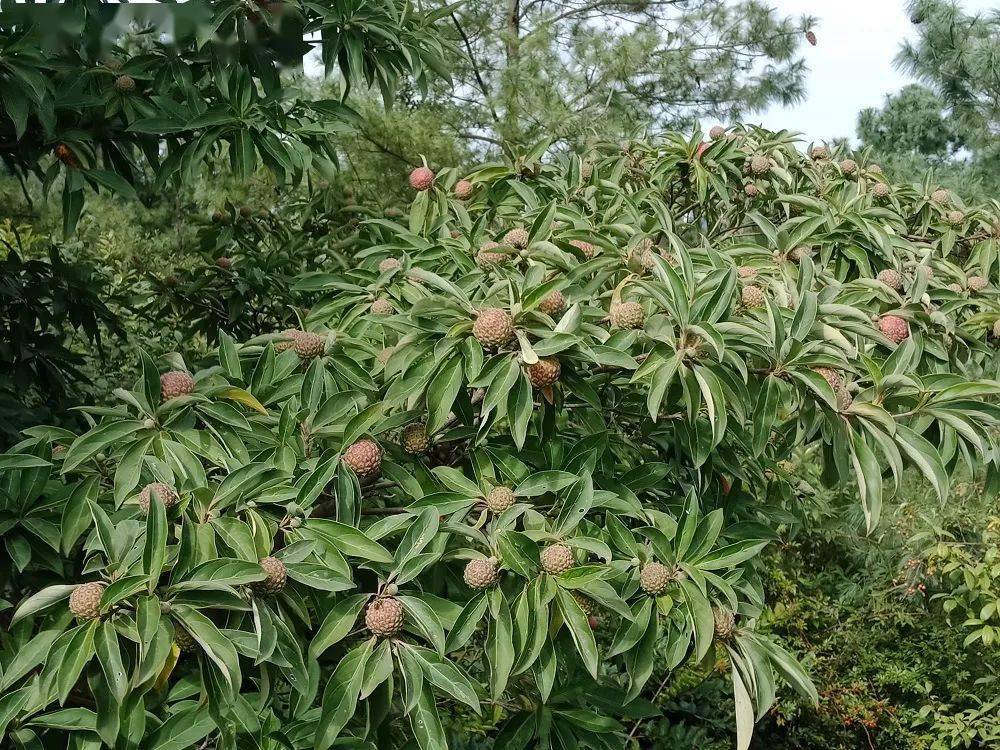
451, 13, 501, 125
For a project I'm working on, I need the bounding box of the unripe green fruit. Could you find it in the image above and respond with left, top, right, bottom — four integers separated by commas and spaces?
402, 423, 430, 455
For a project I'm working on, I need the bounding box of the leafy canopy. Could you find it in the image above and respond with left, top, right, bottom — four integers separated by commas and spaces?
1, 126, 999, 750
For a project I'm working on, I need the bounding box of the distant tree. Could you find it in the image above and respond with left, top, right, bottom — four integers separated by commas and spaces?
403, 0, 818, 150
857, 84, 961, 157
854, 2, 1000, 198
900, 0, 1000, 150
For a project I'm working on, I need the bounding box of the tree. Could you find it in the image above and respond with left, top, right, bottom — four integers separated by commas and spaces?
0, 0, 452, 234
1, 126, 998, 750
381, 0, 817, 150
900, 0, 1000, 151
853, 2, 1000, 200
857, 84, 961, 157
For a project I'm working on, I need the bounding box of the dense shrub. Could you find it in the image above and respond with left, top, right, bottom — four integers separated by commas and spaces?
1, 127, 998, 750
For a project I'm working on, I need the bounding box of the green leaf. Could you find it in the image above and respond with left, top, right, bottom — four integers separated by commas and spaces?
315, 640, 373, 750
306, 519, 393, 563
555, 587, 599, 678
311, 594, 369, 658
406, 644, 481, 713
143, 486, 168, 592
11, 584, 76, 624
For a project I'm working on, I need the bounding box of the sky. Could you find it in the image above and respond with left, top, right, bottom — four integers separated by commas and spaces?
751, 0, 997, 143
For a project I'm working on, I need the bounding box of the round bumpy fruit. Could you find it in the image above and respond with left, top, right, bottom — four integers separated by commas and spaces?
749, 155, 770, 175
160, 370, 194, 401
947, 210, 965, 226
743, 182, 760, 199
454, 180, 473, 199
877, 269, 904, 291
993, 319, 1000, 340
540, 544, 574, 575
528, 358, 561, 388
370, 298, 394, 316
365, 597, 404, 637
402, 423, 430, 455
485, 486, 515, 513
408, 166, 434, 191
463, 558, 499, 590
810, 145, 828, 160
741, 285, 765, 308
570, 239, 596, 259
215, 256, 232, 270
713, 607, 737, 640
537, 290, 566, 316
138, 482, 179, 513
476, 244, 509, 267
294, 331, 326, 360
879, 315, 910, 344
343, 439, 382, 480
967, 276, 988, 293
931, 188, 950, 204
709, 125, 726, 140
789, 246, 811, 262
814, 367, 841, 390
737, 265, 758, 279
252, 556, 287, 596
610, 301, 644, 330
572, 592, 598, 617
836, 387, 854, 411
947, 282, 964, 294
640, 562, 672, 596
114, 74, 136, 92
873, 182, 890, 198
503, 227, 529, 249
378, 257, 401, 273
174, 626, 198, 654
839, 159, 858, 175
69, 582, 105, 620
473, 308, 515, 348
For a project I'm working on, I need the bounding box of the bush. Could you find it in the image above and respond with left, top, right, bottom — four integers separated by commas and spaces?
1, 127, 998, 749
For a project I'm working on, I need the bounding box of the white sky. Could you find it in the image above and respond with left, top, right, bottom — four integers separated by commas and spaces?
750, 0, 997, 143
